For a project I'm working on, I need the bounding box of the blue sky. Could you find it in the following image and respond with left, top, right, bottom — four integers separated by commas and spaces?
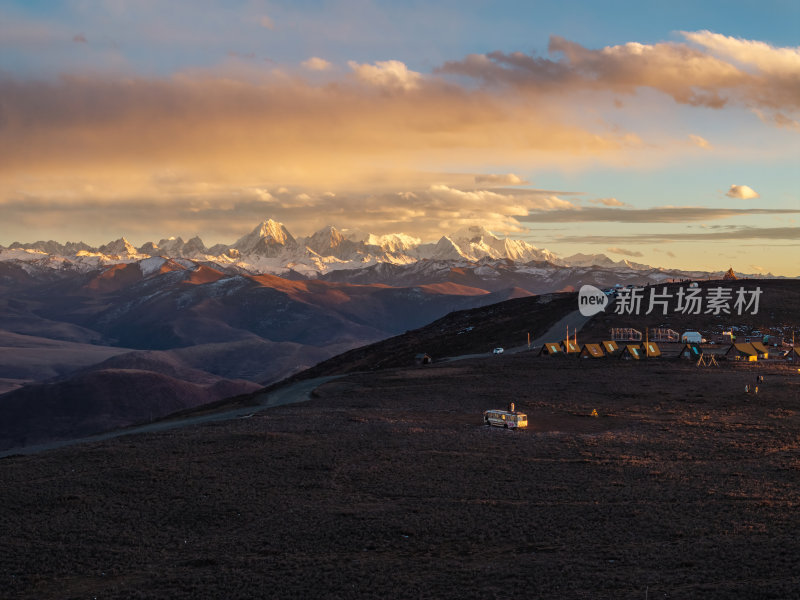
0, 0, 798, 274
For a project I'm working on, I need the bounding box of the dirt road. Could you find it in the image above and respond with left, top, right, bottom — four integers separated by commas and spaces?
0, 376, 336, 458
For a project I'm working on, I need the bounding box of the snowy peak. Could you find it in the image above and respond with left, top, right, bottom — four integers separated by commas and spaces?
450, 225, 495, 245
305, 225, 347, 256
424, 236, 472, 261
232, 219, 297, 256
138, 236, 208, 258
9, 240, 93, 256
98, 238, 139, 257
1, 218, 665, 278
561, 253, 617, 268
366, 233, 421, 254
559, 253, 652, 271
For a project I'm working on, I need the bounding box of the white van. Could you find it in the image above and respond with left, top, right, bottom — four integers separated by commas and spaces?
483, 409, 528, 429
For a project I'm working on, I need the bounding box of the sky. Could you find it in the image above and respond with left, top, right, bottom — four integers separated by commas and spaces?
1, 0, 798, 275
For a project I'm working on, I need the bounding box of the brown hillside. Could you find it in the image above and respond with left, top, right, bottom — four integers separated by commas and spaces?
2, 356, 799, 598
292, 292, 576, 378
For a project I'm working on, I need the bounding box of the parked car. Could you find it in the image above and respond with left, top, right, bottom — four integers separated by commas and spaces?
492, 347, 504, 354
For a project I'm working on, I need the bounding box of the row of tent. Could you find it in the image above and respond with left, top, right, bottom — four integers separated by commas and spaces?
537, 340, 800, 362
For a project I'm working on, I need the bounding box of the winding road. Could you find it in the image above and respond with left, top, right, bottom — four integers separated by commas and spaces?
0, 376, 338, 458
1, 306, 598, 458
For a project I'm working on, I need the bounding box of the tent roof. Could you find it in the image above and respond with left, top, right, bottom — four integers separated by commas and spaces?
620, 344, 642, 360
602, 340, 619, 353
580, 343, 605, 358
539, 342, 562, 355
643, 342, 662, 357
729, 342, 757, 356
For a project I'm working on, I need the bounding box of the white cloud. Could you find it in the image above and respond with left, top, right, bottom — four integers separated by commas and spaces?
682, 30, 800, 77
689, 134, 711, 149
474, 173, 528, 186
588, 197, 627, 207
302, 57, 332, 71
348, 59, 421, 91
726, 184, 760, 200
252, 188, 275, 203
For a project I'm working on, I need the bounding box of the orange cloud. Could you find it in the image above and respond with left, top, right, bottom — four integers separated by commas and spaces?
302, 56, 332, 71
439, 32, 800, 116
0, 70, 628, 196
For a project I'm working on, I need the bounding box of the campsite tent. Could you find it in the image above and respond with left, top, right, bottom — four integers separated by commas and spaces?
579, 343, 605, 359
680, 344, 703, 360
561, 340, 580, 354
620, 344, 643, 360
601, 340, 620, 355
538, 343, 562, 356
750, 341, 769, 359
725, 343, 758, 362
643, 342, 662, 358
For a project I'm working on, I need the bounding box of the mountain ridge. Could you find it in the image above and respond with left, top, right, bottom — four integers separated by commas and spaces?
0, 219, 770, 281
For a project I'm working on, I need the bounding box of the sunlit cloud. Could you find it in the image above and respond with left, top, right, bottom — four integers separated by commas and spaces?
726, 184, 760, 199
474, 173, 528, 186
439, 31, 800, 123
72, 33, 87, 44
588, 197, 627, 207
522, 207, 798, 223
259, 16, 275, 30
607, 246, 643, 257
688, 134, 711, 148
348, 59, 422, 91
0, 182, 579, 246
302, 56, 332, 71
681, 30, 800, 77
556, 226, 800, 244
0, 70, 630, 208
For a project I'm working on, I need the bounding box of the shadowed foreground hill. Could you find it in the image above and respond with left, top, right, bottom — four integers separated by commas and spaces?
0, 369, 259, 450
291, 292, 576, 379
2, 356, 800, 599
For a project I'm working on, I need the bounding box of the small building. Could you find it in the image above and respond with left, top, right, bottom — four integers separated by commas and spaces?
619, 344, 643, 360
601, 340, 620, 355
681, 331, 704, 343
538, 342, 563, 356
750, 341, 769, 359
643, 341, 662, 358
414, 353, 432, 365
579, 343, 605, 358
725, 343, 758, 362
562, 340, 580, 354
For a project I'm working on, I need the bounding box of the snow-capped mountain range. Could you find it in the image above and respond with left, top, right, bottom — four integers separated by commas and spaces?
1, 219, 660, 277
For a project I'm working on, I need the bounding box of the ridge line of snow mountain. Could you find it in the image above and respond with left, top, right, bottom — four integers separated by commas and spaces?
1, 219, 674, 277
